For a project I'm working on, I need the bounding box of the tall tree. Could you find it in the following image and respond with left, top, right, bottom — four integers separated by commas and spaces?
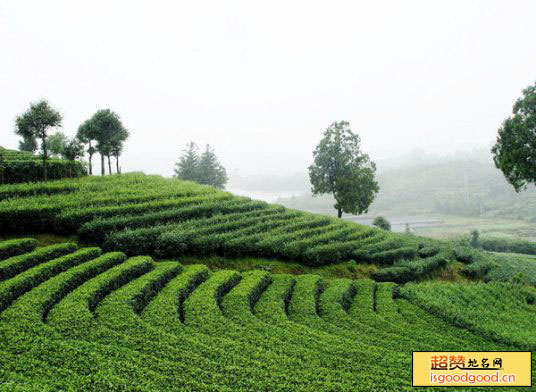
109, 126, 129, 174
90, 109, 127, 175
61, 137, 85, 177
197, 144, 228, 189
77, 118, 98, 175
491, 82, 536, 191
14, 100, 62, 181
18, 135, 38, 153
308, 121, 379, 218
174, 142, 200, 181
48, 131, 68, 158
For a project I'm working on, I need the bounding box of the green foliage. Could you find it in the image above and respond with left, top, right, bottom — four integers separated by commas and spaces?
485, 253, 536, 285
481, 236, 536, 255
0, 241, 535, 389
14, 100, 63, 181
400, 281, 536, 349
0, 238, 37, 260
372, 216, 391, 231
0, 150, 87, 184
492, 82, 536, 191
18, 134, 38, 153
175, 142, 228, 188
308, 121, 379, 218
372, 249, 450, 283
469, 229, 480, 248
87, 109, 129, 175
197, 144, 228, 188
48, 131, 68, 157
0, 173, 431, 272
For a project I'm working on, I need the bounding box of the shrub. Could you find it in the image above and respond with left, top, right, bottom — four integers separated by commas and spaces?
0, 238, 37, 260
372, 216, 391, 231
0, 158, 87, 184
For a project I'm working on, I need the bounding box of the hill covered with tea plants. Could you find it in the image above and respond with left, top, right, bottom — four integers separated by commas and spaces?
0, 238, 534, 390
0, 173, 465, 282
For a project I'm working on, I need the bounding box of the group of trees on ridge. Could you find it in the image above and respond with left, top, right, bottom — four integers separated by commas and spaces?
174, 142, 228, 189
14, 100, 129, 181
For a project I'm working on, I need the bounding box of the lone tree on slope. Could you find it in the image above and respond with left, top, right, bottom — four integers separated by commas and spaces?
492, 82, 536, 191
15, 100, 62, 181
309, 121, 379, 218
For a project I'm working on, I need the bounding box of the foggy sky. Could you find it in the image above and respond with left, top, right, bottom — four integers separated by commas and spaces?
1, 0, 535, 177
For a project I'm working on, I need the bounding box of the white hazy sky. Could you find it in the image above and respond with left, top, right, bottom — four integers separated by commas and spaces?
1, 0, 535, 177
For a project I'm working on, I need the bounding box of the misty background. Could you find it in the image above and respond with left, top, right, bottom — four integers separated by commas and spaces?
1, 1, 535, 238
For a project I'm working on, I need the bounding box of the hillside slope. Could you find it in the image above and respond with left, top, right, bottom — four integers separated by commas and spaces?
0, 174, 448, 280
0, 239, 534, 390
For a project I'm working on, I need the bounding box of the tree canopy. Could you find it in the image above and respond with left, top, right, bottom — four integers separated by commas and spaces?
18, 135, 37, 153
14, 100, 62, 181
308, 121, 379, 218
491, 82, 536, 191
174, 142, 228, 188
48, 131, 68, 157
78, 109, 128, 175
197, 144, 228, 189
174, 142, 199, 182
77, 118, 98, 175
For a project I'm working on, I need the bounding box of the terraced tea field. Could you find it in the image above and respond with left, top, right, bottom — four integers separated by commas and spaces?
0, 173, 449, 281
1, 238, 535, 390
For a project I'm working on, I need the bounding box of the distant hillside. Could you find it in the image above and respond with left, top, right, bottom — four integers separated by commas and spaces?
277, 160, 536, 223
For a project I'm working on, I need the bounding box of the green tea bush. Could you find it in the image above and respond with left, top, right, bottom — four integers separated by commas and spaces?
0, 238, 37, 260
481, 236, 536, 255
1, 158, 86, 184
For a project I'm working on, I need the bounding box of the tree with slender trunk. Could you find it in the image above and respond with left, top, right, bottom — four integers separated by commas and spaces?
308, 121, 379, 218
61, 137, 84, 178
77, 118, 98, 175
89, 109, 127, 175
109, 126, 129, 174
15, 100, 62, 181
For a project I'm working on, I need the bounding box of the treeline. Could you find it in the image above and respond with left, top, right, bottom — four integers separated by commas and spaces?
14, 100, 129, 181
480, 237, 536, 256
174, 142, 228, 189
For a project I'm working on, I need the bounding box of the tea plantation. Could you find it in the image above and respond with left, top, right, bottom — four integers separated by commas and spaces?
0, 174, 535, 390
0, 147, 86, 184
0, 239, 535, 390
0, 173, 450, 281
